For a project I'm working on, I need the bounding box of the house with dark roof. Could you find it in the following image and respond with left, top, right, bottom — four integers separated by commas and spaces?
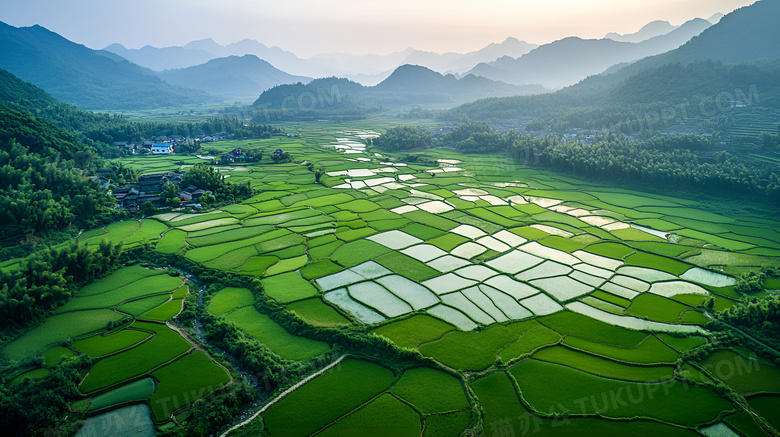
221, 148, 251, 163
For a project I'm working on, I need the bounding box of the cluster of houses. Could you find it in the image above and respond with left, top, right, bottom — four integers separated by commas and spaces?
114, 133, 229, 155
112, 171, 212, 212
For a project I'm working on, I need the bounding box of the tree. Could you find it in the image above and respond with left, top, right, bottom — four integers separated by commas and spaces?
373, 126, 432, 151
160, 182, 181, 206
182, 163, 224, 191
140, 200, 156, 216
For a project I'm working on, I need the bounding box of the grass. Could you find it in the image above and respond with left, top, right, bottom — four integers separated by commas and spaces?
747, 395, 780, 431
419, 321, 533, 371
3, 310, 124, 360
116, 294, 171, 316
371, 315, 455, 349
563, 335, 679, 364
331, 239, 392, 267
79, 322, 192, 393
538, 311, 646, 347
208, 287, 254, 316
403, 210, 459, 231
375, 252, 440, 282
700, 350, 780, 394
57, 275, 184, 313
263, 271, 318, 303
42, 346, 73, 367
655, 334, 708, 352
391, 367, 469, 414
300, 260, 343, 280
532, 346, 675, 382
187, 225, 273, 247
626, 294, 690, 324
317, 393, 421, 437
225, 306, 330, 361
78, 265, 165, 296
509, 359, 733, 426
426, 233, 470, 252
402, 223, 446, 240
725, 412, 773, 437
265, 255, 309, 276
261, 359, 395, 437
149, 351, 231, 422
72, 328, 152, 357
87, 378, 155, 412
498, 323, 562, 362
10, 368, 51, 387
287, 298, 351, 327
624, 252, 691, 275
140, 299, 183, 321
472, 371, 699, 437
124, 219, 168, 246
423, 411, 472, 437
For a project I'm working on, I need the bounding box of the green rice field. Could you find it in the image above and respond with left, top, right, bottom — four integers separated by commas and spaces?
5, 122, 780, 435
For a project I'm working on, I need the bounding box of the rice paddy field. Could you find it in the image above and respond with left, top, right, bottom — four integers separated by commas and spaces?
1, 265, 231, 428
6, 120, 780, 436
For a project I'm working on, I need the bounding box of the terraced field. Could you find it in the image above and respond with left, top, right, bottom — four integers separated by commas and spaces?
7, 125, 780, 436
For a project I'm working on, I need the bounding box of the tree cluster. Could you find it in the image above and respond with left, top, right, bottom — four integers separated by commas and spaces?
0, 240, 123, 329
0, 106, 117, 243
373, 126, 433, 152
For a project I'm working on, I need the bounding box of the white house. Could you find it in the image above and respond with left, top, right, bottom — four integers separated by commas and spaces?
151, 143, 174, 155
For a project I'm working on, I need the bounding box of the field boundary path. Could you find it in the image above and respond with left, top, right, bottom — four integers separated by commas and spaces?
708, 314, 780, 355
219, 354, 348, 437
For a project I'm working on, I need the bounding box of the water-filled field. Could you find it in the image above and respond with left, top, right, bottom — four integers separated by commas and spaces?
8, 124, 780, 435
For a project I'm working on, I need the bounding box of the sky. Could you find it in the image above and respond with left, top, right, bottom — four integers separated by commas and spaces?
0, 0, 758, 57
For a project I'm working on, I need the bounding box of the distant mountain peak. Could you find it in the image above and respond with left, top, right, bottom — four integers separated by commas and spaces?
708, 12, 725, 24
605, 20, 678, 43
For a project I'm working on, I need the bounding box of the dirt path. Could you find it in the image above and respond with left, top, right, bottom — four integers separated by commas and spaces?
219, 354, 348, 437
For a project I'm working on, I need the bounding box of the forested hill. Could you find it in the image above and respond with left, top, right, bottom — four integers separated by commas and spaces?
253, 65, 545, 113
0, 104, 116, 243
0, 21, 219, 110
0, 67, 280, 147
445, 0, 780, 125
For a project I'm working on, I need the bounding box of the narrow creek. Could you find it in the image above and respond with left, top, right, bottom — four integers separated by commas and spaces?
178, 270, 271, 427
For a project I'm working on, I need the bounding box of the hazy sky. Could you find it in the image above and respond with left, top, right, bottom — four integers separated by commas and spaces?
1, 0, 757, 57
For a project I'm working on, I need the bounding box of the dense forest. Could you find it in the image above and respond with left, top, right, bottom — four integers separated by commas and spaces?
0, 68, 282, 149
0, 240, 123, 330
433, 122, 780, 202
444, 60, 780, 145
0, 106, 117, 243
373, 126, 433, 152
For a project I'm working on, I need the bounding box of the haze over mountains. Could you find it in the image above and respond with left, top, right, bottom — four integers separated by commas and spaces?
469, 17, 714, 88
448, 0, 780, 123
0, 7, 739, 111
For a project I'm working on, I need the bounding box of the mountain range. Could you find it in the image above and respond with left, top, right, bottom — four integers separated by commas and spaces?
0, 21, 217, 110
468, 17, 714, 88
447, 0, 780, 122
255, 64, 547, 113
104, 37, 539, 85
158, 55, 311, 100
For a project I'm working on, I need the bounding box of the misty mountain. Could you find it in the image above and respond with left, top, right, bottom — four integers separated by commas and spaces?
0, 22, 218, 110
105, 37, 538, 85
447, 0, 780, 123
104, 38, 327, 77
605, 20, 678, 43
468, 18, 712, 88
103, 43, 216, 71
660, 1, 780, 65
158, 55, 312, 100
707, 13, 725, 24
255, 64, 545, 111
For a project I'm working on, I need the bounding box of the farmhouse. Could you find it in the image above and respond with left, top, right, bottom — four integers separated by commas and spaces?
221, 148, 250, 163
151, 143, 174, 155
